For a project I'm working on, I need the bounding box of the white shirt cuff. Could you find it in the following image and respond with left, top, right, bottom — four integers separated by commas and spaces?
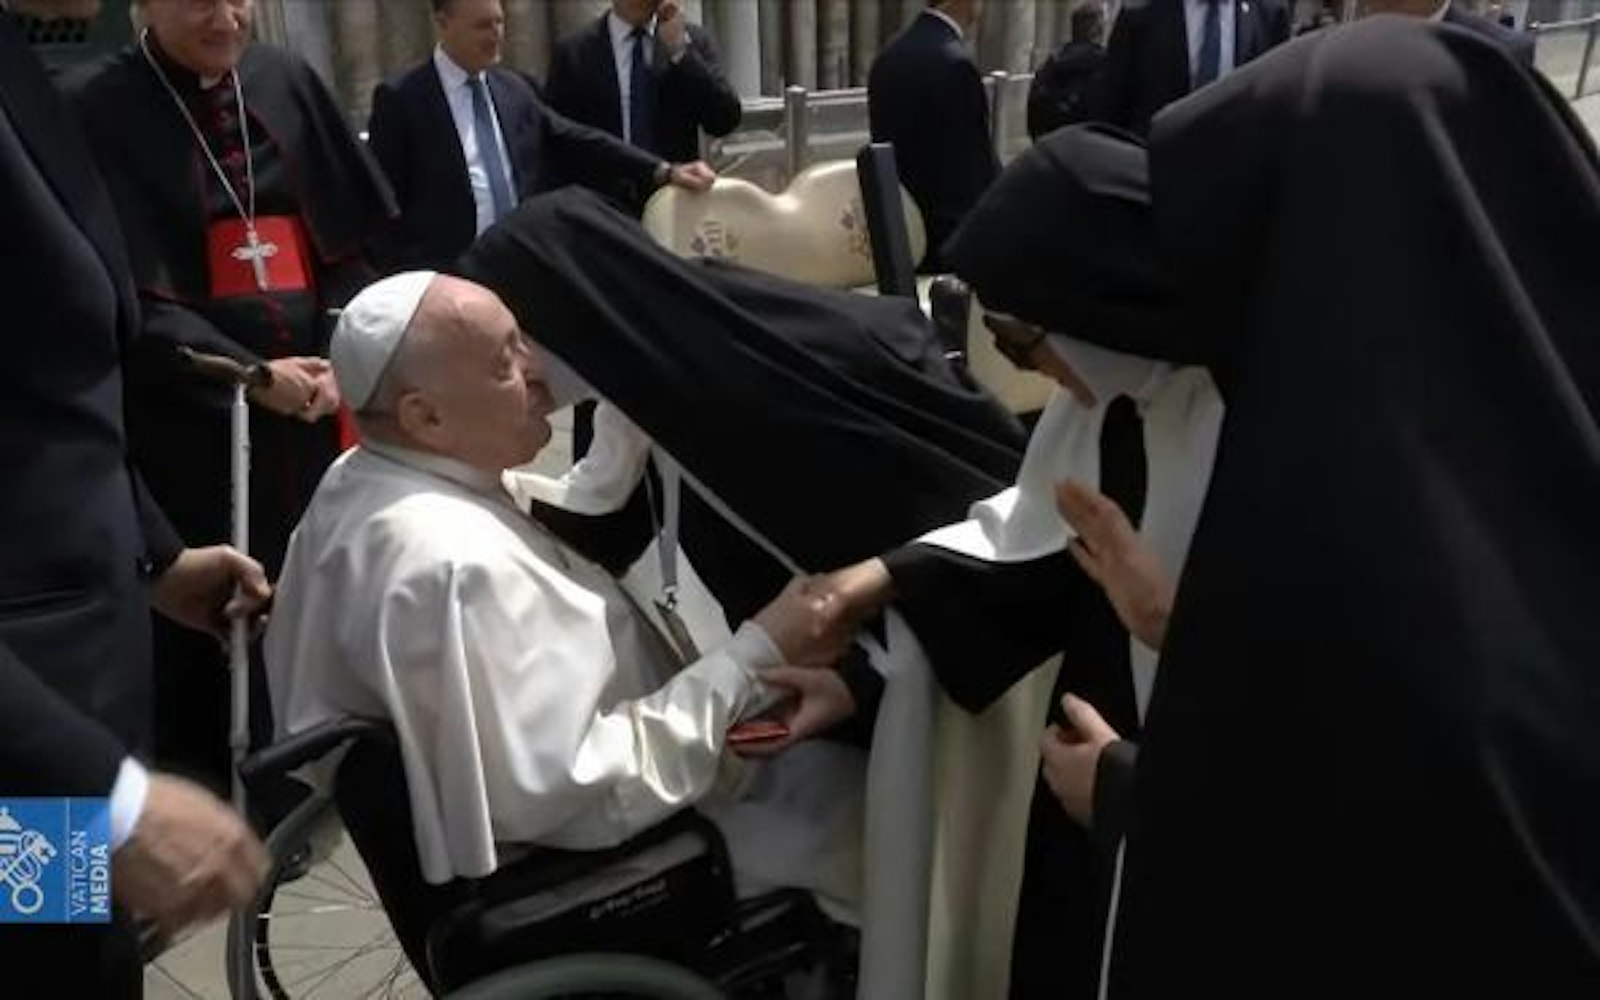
727, 620, 784, 673
109, 757, 150, 851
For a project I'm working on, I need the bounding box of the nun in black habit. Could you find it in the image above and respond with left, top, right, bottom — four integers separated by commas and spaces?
963, 17, 1600, 998
455, 189, 1029, 717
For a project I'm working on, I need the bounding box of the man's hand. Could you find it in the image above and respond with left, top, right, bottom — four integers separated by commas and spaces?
656, 0, 688, 54
667, 160, 717, 191
113, 774, 270, 938
1055, 480, 1173, 650
752, 577, 854, 668
1039, 693, 1120, 827
252, 356, 339, 422
150, 546, 271, 641
732, 666, 857, 758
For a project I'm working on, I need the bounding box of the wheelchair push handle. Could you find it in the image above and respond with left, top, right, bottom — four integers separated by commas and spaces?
178, 346, 274, 390
238, 717, 393, 784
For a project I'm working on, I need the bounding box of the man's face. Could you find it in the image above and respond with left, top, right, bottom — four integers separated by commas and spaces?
142, 0, 252, 79
436, 0, 505, 76
422, 289, 553, 473
612, 0, 659, 28
9, 0, 102, 19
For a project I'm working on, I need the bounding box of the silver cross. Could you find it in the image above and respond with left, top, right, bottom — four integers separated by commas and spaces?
231, 226, 279, 292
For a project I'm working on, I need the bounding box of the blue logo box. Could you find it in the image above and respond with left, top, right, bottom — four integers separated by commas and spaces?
0, 799, 112, 924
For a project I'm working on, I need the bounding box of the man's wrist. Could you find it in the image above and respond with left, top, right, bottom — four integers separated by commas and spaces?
653, 161, 673, 187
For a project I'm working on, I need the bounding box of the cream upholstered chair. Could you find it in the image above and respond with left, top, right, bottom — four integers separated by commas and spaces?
641, 163, 1054, 415
642, 159, 925, 291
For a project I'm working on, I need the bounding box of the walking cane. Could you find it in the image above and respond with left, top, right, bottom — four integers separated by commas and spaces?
180, 347, 273, 814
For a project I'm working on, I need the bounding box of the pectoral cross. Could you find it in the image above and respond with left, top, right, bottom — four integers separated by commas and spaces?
231, 226, 278, 292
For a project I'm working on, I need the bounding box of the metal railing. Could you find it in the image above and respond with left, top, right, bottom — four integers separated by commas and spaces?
1531, 14, 1600, 97
706, 72, 1036, 191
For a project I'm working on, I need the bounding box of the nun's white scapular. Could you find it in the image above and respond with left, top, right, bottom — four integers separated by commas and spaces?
920, 336, 1222, 1000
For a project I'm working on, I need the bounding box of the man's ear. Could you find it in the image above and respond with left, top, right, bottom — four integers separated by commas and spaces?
395, 389, 443, 442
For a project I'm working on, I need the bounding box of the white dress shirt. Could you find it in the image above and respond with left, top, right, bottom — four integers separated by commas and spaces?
1185, 0, 1238, 85
433, 46, 517, 237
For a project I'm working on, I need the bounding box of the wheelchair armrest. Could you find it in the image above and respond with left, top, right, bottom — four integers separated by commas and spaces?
239, 717, 393, 783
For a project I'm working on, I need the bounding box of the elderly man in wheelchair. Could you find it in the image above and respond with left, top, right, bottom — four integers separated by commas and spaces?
259, 270, 868, 998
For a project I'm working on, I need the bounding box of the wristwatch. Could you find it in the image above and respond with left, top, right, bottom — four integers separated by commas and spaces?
653, 161, 673, 187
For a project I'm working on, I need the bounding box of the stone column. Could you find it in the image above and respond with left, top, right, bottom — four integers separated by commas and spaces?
786, 0, 818, 88
851, 0, 881, 86
817, 0, 851, 88
713, 0, 762, 97
503, 0, 553, 78
758, 0, 784, 94
330, 0, 384, 128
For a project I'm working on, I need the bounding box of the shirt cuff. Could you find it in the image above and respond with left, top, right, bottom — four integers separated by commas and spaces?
726, 620, 784, 674
109, 757, 150, 851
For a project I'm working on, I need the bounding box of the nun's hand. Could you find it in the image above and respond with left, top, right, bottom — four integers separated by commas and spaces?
1055, 480, 1173, 650
1040, 693, 1121, 827
753, 577, 854, 668
813, 558, 894, 628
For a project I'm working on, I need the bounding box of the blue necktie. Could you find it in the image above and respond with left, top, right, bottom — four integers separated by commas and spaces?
629, 27, 656, 152
468, 75, 515, 220
1195, 0, 1223, 88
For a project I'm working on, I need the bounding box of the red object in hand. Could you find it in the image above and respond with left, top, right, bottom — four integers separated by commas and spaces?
727, 719, 790, 745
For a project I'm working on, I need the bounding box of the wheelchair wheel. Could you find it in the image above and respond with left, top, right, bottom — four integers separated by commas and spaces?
227, 790, 427, 999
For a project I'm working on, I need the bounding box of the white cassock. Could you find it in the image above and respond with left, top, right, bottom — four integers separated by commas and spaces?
917, 335, 1223, 1000
263, 440, 863, 917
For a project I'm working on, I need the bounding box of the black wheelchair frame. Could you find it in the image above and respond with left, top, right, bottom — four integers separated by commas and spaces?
226, 718, 857, 999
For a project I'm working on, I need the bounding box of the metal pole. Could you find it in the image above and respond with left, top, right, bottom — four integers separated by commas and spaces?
987, 70, 1008, 155
785, 84, 810, 180
1578, 18, 1598, 98
229, 382, 251, 814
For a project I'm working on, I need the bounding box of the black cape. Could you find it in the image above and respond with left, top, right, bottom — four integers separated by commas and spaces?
1002, 20, 1600, 997
456, 190, 1027, 628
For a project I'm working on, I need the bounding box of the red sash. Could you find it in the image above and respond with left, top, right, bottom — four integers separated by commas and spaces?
206, 215, 312, 298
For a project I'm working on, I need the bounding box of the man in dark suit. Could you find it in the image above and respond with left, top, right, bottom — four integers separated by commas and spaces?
0, 0, 269, 992
1027, 2, 1109, 140
869, 0, 1001, 272
367, 0, 716, 274
1091, 0, 1292, 136
545, 0, 742, 188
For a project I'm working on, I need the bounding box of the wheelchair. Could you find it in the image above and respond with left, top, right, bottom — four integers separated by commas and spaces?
225, 718, 858, 999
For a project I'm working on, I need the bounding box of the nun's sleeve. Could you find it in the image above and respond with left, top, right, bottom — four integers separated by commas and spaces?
883, 543, 1095, 712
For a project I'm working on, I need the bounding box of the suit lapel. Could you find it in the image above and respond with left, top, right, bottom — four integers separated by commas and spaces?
486, 69, 524, 191
590, 15, 624, 137
0, 16, 138, 339
1235, 0, 1263, 64
1159, 0, 1193, 94
424, 60, 471, 182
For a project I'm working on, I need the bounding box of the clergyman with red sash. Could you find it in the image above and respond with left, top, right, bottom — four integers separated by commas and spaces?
62, 0, 395, 812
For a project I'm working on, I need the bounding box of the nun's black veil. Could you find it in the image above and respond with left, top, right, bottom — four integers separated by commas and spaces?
456, 189, 1026, 627
1019, 19, 1600, 996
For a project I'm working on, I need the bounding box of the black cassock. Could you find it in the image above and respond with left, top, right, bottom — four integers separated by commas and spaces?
1006, 20, 1600, 998
63, 40, 394, 792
